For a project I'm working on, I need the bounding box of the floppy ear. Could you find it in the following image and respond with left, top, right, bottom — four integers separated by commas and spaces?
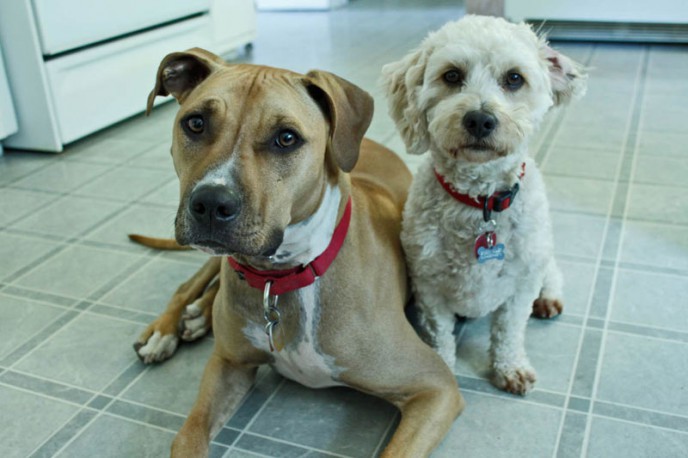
146, 47, 225, 115
305, 70, 374, 173
381, 48, 430, 155
540, 43, 588, 106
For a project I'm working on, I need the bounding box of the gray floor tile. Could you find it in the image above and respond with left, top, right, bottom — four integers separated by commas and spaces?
249, 381, 396, 458
10, 195, 124, 238
596, 331, 688, 416
612, 269, 688, 332
56, 414, 175, 458
101, 257, 204, 313
587, 416, 688, 458
558, 259, 596, 317
553, 125, 627, 152
0, 385, 78, 458
223, 448, 266, 458
0, 188, 53, 227
62, 137, 159, 164
633, 155, 688, 187
122, 338, 214, 415
552, 212, 607, 260
544, 175, 615, 216
14, 245, 141, 299
637, 131, 688, 157
0, 152, 54, 186
620, 221, 688, 271
140, 178, 180, 207
641, 104, 688, 134
542, 147, 620, 180
564, 104, 628, 130
433, 391, 562, 457
15, 313, 143, 391
12, 161, 110, 193
455, 315, 581, 394
83, 203, 178, 250
0, 295, 64, 360
0, 233, 60, 280
627, 184, 688, 225
126, 141, 174, 170
74, 165, 174, 202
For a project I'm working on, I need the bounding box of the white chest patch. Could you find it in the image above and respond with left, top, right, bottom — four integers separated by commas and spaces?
242, 283, 345, 389
270, 185, 341, 266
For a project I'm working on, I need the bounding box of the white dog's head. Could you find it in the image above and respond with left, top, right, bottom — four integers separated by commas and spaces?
382, 15, 587, 163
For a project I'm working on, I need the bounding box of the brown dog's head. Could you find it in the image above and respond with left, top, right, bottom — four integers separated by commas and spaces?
147, 48, 373, 257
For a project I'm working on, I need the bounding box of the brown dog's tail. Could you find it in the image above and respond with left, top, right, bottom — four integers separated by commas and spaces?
128, 234, 191, 251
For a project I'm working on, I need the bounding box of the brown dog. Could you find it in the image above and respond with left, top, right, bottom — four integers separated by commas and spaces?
143, 48, 463, 457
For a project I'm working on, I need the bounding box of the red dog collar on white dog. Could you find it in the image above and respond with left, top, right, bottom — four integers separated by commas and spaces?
434, 162, 525, 219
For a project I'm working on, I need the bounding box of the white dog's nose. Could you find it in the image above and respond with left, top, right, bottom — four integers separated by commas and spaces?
463, 110, 497, 139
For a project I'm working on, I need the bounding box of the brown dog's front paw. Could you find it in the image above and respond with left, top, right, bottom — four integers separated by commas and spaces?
180, 301, 212, 342
492, 366, 536, 395
532, 298, 563, 319
134, 318, 180, 364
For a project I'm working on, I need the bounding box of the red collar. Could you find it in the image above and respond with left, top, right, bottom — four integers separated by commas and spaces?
434, 163, 525, 218
228, 197, 352, 296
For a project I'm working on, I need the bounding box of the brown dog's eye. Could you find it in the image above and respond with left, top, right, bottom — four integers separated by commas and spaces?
185, 115, 205, 134
443, 69, 463, 85
505, 71, 525, 91
275, 130, 298, 148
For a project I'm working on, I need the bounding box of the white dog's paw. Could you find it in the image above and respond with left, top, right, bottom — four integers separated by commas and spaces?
492, 364, 537, 395
134, 330, 179, 364
180, 301, 210, 342
532, 297, 563, 319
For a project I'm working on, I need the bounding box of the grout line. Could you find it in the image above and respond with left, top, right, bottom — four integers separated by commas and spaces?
589, 412, 688, 437
237, 431, 353, 458
550, 42, 626, 458
371, 412, 400, 456
231, 378, 286, 449
46, 360, 151, 457
0, 381, 96, 411
579, 45, 650, 458
2, 310, 80, 368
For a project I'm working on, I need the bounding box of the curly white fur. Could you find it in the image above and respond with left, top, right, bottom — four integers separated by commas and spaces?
382, 15, 587, 395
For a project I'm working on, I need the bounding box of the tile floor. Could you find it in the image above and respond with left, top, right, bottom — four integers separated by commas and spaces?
1, 1, 688, 457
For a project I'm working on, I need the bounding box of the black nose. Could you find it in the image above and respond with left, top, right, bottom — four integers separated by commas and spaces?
463, 110, 498, 139
188, 185, 240, 224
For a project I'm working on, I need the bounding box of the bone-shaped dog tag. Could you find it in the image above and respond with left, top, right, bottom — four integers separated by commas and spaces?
474, 231, 505, 263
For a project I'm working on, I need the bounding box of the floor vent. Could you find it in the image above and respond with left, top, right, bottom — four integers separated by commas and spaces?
526, 20, 688, 43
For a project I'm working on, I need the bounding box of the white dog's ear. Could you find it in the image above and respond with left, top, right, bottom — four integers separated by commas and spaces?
381, 48, 430, 154
540, 43, 588, 106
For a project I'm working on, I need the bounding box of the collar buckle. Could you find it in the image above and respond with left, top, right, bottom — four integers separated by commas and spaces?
483, 182, 519, 221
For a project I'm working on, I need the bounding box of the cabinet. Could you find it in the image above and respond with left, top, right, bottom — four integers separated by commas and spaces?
0, 45, 18, 156
0, 0, 256, 152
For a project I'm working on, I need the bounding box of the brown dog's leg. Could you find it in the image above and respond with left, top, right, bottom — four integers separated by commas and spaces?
180, 278, 220, 342
172, 353, 257, 457
134, 257, 221, 363
340, 322, 464, 457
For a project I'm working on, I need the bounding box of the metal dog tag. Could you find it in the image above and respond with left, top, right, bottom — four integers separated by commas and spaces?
474, 231, 505, 263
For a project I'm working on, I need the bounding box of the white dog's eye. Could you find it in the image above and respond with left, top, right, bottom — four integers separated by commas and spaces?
504, 71, 525, 91
443, 69, 463, 85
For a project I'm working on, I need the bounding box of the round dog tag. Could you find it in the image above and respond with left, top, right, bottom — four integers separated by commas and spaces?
474, 231, 497, 257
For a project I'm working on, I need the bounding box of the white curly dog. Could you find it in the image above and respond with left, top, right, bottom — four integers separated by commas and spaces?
382, 15, 587, 395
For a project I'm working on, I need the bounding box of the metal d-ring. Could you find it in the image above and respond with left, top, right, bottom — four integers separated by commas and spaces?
262, 281, 280, 351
